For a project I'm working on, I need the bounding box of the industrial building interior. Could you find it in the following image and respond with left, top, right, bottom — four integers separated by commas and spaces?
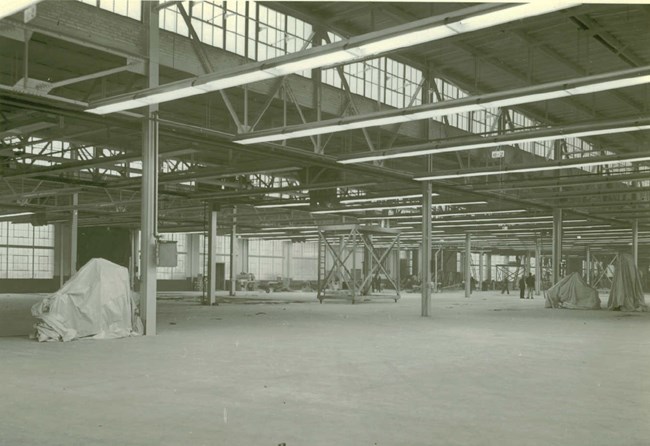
1, 1, 649, 445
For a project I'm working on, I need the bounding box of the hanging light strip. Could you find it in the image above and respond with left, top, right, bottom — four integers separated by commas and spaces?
236, 66, 649, 145
87, 2, 579, 114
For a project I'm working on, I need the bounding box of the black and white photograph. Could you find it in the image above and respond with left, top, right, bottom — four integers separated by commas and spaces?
1, 1, 649, 444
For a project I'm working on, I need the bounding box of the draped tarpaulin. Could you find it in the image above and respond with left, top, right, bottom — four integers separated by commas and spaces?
31, 258, 142, 342
545, 272, 601, 309
607, 254, 647, 312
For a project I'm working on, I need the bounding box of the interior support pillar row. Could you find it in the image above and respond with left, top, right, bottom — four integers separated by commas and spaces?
433, 248, 438, 292
552, 208, 563, 285
70, 193, 78, 274
478, 251, 484, 291
486, 253, 492, 282
585, 246, 591, 285
421, 181, 432, 317
207, 207, 218, 305
535, 237, 541, 295
464, 233, 471, 298
140, 1, 159, 336
229, 207, 237, 296
632, 219, 639, 267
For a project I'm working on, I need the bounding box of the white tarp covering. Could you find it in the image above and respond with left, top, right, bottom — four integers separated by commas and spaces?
31, 258, 142, 342
545, 272, 601, 310
607, 253, 647, 312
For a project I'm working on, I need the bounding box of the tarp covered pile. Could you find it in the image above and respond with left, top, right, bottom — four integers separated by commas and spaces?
32, 258, 142, 342
607, 253, 647, 312
544, 272, 601, 310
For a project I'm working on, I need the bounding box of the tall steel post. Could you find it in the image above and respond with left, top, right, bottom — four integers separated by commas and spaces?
207, 207, 218, 305
229, 207, 237, 296
486, 252, 492, 282
552, 208, 563, 285
421, 181, 432, 316
478, 251, 484, 292
140, 2, 159, 335
464, 233, 471, 298
535, 237, 541, 295
434, 248, 438, 293
632, 219, 639, 267
585, 246, 591, 285
70, 192, 78, 274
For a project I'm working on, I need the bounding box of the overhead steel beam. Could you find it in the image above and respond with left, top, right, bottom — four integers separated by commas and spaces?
425, 61, 647, 152
86, 3, 507, 113
235, 66, 650, 145
2, 15, 146, 61
195, 180, 377, 200
526, 186, 650, 202
476, 171, 650, 191
0, 148, 194, 179
570, 14, 645, 68
337, 115, 650, 163
30, 64, 144, 95
512, 29, 645, 114
558, 199, 650, 209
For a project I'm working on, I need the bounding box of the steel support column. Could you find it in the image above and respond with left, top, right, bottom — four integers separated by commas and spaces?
632, 219, 639, 267
70, 192, 78, 274
486, 252, 492, 282
207, 207, 218, 305
552, 208, 563, 285
465, 233, 471, 298
434, 248, 439, 293
585, 246, 591, 285
140, 2, 159, 335
421, 181, 432, 316
535, 237, 541, 295
229, 207, 237, 296
478, 251, 484, 292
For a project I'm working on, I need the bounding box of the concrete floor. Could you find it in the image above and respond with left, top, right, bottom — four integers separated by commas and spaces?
1, 290, 649, 446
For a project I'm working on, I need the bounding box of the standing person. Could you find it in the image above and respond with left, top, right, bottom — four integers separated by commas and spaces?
501, 277, 509, 294
526, 272, 535, 299
518, 276, 526, 299
372, 272, 381, 293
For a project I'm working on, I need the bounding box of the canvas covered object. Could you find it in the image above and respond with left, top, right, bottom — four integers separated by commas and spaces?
32, 258, 142, 341
545, 272, 601, 309
607, 253, 647, 312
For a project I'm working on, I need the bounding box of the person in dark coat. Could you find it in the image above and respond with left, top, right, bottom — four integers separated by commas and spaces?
501, 277, 509, 294
372, 272, 381, 293
525, 273, 535, 299
519, 276, 526, 299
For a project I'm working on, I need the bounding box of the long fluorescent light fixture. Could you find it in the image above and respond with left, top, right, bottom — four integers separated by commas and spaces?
397, 216, 552, 225
339, 117, 650, 164
358, 209, 528, 220
87, 2, 578, 115
310, 200, 487, 214
340, 193, 439, 204
0, 211, 35, 219
0, 0, 42, 19
254, 202, 310, 209
414, 153, 650, 181
261, 225, 318, 231
236, 65, 650, 146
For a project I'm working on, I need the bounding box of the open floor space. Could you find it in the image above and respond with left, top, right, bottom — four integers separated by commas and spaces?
2, 290, 649, 446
